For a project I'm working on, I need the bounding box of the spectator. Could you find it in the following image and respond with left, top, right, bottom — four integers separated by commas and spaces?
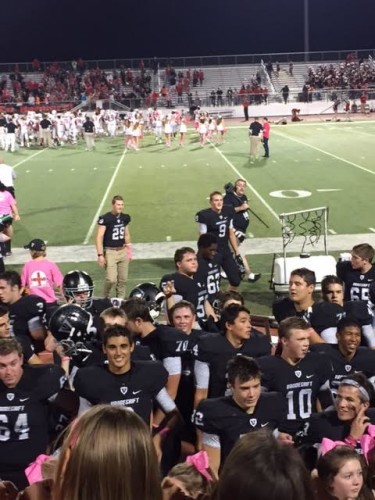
50, 405, 162, 500
315, 446, 372, 500
21, 239, 63, 308
215, 429, 314, 500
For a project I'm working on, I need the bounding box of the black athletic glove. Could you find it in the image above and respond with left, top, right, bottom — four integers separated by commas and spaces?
234, 254, 246, 279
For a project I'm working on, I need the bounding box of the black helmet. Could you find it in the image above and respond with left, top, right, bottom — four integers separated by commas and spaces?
48, 304, 94, 358
129, 282, 165, 320
62, 270, 94, 308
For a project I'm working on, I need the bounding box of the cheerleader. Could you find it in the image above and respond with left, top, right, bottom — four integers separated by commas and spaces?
198, 114, 208, 146
216, 115, 226, 145
207, 116, 217, 142
164, 115, 172, 147
132, 121, 141, 150
178, 113, 187, 146
124, 119, 134, 150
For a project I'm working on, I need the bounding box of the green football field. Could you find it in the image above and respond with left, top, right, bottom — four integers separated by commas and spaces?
3, 119, 375, 314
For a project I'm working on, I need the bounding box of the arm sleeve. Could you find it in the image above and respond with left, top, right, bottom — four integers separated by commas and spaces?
194, 360, 210, 389
202, 432, 220, 449
155, 387, 177, 414
199, 223, 207, 234
162, 357, 182, 376
78, 397, 93, 416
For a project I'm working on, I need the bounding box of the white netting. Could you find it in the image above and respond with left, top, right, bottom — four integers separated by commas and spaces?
279, 207, 328, 255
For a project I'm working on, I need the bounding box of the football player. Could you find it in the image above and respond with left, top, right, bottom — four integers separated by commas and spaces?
194, 233, 221, 311
194, 356, 291, 475
195, 191, 242, 290
160, 247, 216, 325
0, 303, 40, 365
193, 304, 271, 409
62, 270, 122, 336
74, 325, 177, 428
337, 244, 375, 303
223, 179, 261, 283
258, 317, 333, 439
321, 274, 375, 347
122, 297, 188, 403
168, 300, 207, 453
0, 338, 67, 489
96, 195, 132, 299
311, 317, 375, 393
272, 268, 344, 344
304, 373, 375, 449
0, 271, 47, 354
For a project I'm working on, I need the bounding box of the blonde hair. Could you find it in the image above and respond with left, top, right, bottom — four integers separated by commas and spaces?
30, 250, 46, 258
163, 462, 216, 500
53, 405, 162, 500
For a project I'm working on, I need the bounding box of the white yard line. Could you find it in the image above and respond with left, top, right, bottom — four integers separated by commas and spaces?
272, 131, 375, 177
13, 149, 46, 168
83, 149, 127, 244
209, 142, 280, 222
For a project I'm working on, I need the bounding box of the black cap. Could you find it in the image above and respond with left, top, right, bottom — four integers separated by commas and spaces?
24, 239, 46, 251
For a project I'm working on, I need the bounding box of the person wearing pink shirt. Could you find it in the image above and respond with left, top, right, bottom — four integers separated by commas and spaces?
21, 239, 63, 307
0, 181, 20, 256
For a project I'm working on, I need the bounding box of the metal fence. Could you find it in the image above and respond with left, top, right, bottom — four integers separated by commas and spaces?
1, 88, 373, 116
0, 49, 374, 73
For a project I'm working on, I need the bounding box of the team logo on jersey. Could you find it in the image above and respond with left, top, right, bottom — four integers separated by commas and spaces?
120, 386, 128, 395
345, 365, 352, 372
295, 371, 302, 378
7, 393, 14, 401
360, 275, 364, 280
249, 418, 257, 427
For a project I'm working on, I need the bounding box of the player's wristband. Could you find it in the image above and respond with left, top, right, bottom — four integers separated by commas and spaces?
97, 254, 103, 257
62, 356, 71, 362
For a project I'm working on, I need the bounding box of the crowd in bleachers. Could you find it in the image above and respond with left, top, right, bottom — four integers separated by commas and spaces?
306, 56, 375, 90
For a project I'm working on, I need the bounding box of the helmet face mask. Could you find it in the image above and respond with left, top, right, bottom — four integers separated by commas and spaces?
129, 282, 165, 320
49, 304, 95, 362
63, 270, 94, 309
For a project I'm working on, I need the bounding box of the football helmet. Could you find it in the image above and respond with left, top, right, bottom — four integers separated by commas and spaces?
49, 304, 94, 359
62, 270, 94, 308
129, 282, 165, 320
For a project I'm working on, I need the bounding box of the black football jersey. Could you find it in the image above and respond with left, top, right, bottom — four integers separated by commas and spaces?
9, 295, 47, 352
272, 298, 344, 334
194, 393, 287, 466
74, 361, 168, 424
160, 272, 207, 320
223, 191, 250, 232
304, 408, 375, 446
195, 206, 235, 253
258, 352, 333, 434
97, 212, 131, 248
136, 323, 189, 362
175, 329, 206, 424
194, 255, 221, 305
310, 344, 375, 390
337, 261, 375, 302
0, 364, 65, 472
344, 300, 373, 326
194, 331, 272, 398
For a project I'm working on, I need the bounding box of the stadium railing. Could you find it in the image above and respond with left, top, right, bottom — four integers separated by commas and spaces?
0, 48, 374, 73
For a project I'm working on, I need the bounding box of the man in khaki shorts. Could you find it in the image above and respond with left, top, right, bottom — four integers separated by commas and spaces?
96, 195, 132, 298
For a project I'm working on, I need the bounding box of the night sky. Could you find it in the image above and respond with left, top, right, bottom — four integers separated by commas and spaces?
3, 0, 375, 64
